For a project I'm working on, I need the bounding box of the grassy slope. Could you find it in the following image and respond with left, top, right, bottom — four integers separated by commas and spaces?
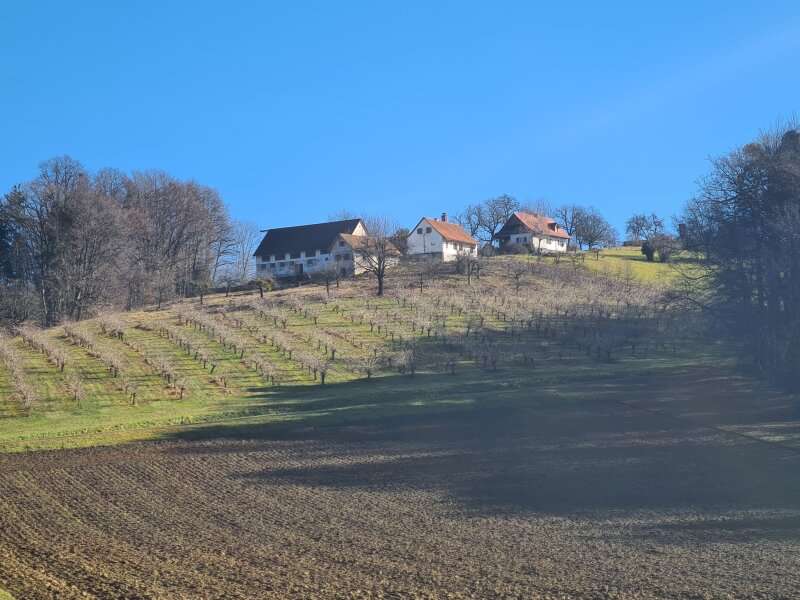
0, 256, 732, 452
581, 246, 686, 283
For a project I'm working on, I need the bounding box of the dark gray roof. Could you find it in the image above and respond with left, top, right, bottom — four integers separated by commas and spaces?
253, 218, 364, 259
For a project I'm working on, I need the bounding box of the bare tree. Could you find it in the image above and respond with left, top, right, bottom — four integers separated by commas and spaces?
354, 216, 400, 296
521, 197, 553, 218
457, 195, 521, 244
0, 157, 235, 327
574, 207, 617, 254
626, 213, 664, 242
480, 194, 520, 243
554, 204, 583, 250
390, 227, 410, 255
227, 220, 261, 283
456, 204, 482, 238
678, 123, 800, 387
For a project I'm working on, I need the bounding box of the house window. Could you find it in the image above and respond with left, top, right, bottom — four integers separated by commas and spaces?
417, 228, 423, 234
339, 241, 346, 247
269, 255, 275, 262
307, 259, 316, 267
425, 227, 432, 234
284, 253, 290, 260
269, 263, 276, 270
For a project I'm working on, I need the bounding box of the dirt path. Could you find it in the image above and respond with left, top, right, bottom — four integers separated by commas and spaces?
1, 372, 799, 599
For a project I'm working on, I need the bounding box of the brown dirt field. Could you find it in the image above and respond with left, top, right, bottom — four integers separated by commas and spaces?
2, 373, 800, 599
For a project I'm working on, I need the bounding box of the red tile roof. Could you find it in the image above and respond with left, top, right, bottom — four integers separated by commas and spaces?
424, 219, 478, 245
512, 212, 570, 239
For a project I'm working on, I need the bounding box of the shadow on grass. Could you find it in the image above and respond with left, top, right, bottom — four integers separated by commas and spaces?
159, 366, 800, 532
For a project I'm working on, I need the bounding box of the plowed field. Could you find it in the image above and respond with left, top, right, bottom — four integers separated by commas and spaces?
2, 374, 800, 599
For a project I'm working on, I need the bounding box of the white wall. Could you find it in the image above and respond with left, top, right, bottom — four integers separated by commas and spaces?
407, 219, 444, 256
505, 232, 567, 254
407, 219, 477, 262
255, 251, 334, 278
440, 240, 478, 261
531, 236, 568, 253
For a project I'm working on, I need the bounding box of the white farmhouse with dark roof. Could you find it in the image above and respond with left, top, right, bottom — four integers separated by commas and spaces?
406, 213, 478, 262
253, 218, 367, 278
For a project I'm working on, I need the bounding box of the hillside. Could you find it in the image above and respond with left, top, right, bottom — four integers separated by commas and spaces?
3, 256, 800, 599
580, 245, 691, 283
0, 256, 705, 452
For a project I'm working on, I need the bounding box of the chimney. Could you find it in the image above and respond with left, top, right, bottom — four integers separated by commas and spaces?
441, 212, 447, 222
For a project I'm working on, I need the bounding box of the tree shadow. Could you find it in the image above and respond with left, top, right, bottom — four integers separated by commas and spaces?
161, 369, 800, 535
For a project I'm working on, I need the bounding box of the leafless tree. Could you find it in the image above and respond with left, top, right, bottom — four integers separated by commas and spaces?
355, 216, 400, 296
0, 156, 235, 327
626, 213, 664, 242
554, 204, 583, 250
458, 195, 520, 244
456, 204, 482, 238
574, 207, 617, 253
521, 197, 553, 218
679, 122, 800, 388
481, 194, 520, 243
227, 220, 261, 282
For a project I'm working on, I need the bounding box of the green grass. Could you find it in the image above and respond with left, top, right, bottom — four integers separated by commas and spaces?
0, 588, 14, 600
0, 266, 721, 453
0, 338, 717, 453
581, 246, 692, 283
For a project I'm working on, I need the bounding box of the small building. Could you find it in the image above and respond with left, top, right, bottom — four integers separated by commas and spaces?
497, 211, 570, 254
253, 218, 367, 278
329, 233, 401, 277
406, 213, 478, 262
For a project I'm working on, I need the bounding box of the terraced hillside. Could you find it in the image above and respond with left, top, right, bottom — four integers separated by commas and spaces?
0, 257, 697, 452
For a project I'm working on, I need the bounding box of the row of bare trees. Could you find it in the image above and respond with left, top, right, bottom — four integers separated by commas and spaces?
0, 156, 259, 327
455, 194, 617, 251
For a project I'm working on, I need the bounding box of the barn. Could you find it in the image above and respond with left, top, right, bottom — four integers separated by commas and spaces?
253, 218, 367, 278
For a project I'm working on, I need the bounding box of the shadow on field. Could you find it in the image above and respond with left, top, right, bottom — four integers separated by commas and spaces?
161, 367, 800, 531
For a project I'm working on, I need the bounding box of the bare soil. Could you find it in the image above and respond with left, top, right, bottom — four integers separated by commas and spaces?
1, 369, 800, 599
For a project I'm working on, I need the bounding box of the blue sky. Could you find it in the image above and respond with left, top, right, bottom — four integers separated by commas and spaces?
2, 1, 799, 234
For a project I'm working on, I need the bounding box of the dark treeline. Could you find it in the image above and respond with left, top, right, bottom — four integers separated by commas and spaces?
0, 156, 237, 327
680, 123, 800, 389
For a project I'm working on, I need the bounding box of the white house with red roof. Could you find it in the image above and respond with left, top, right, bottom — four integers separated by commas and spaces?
406, 213, 478, 262
496, 211, 570, 254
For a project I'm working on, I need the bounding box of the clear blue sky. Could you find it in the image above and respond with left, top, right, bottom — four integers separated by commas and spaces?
2, 1, 799, 233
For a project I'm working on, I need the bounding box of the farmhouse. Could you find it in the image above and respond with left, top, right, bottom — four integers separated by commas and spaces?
406, 214, 478, 262
254, 218, 368, 278
330, 233, 401, 276
497, 211, 570, 254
